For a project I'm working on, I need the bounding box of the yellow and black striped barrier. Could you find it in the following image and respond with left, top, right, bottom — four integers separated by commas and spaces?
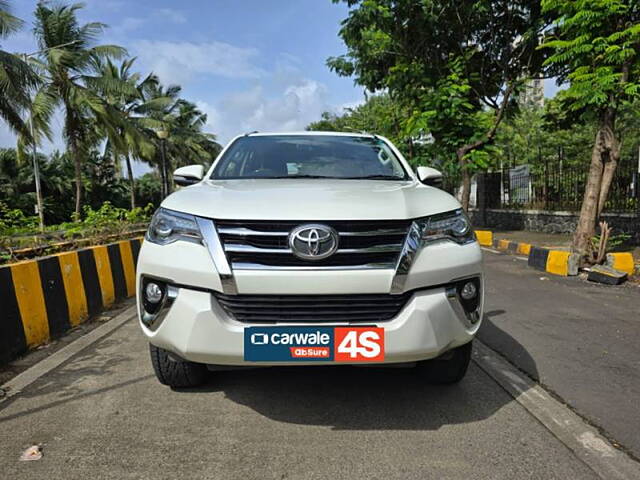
527, 246, 574, 276
495, 239, 532, 256
474, 230, 493, 247
0, 238, 142, 365
490, 236, 578, 276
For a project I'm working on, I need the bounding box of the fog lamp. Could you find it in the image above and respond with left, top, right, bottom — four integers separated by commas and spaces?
460, 281, 477, 301
145, 282, 164, 304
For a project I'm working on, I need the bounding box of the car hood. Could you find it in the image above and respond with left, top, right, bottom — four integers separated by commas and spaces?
161, 179, 461, 220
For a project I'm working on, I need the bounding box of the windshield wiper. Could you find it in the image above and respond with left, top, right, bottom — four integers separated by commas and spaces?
342, 175, 404, 180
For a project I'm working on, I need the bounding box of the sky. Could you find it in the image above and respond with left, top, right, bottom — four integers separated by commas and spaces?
0, 0, 365, 174
1, 1, 561, 176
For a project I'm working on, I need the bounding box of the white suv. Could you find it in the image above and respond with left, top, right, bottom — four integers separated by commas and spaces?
137, 132, 483, 388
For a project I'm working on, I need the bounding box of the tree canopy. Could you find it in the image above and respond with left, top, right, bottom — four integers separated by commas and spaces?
328, 0, 548, 208
540, 0, 640, 256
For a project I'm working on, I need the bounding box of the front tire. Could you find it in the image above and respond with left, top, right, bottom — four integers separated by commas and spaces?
417, 341, 472, 384
149, 344, 207, 388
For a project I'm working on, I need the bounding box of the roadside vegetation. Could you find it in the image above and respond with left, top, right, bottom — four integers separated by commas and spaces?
1, 1, 638, 266
0, 1, 220, 255
316, 0, 639, 263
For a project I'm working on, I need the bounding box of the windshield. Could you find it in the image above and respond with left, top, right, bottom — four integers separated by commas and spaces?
211, 135, 410, 180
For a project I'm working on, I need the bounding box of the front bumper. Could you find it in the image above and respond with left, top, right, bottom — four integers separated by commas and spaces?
140, 284, 481, 365
136, 239, 483, 366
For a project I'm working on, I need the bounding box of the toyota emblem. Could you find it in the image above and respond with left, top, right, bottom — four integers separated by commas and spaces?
289, 224, 339, 260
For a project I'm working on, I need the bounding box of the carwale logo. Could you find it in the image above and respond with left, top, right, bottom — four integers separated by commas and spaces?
250, 333, 269, 345
244, 326, 384, 362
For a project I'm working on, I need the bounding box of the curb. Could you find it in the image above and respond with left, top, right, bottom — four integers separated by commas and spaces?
0, 238, 142, 365
474, 341, 640, 480
0, 305, 137, 405
480, 230, 637, 277
494, 239, 576, 276
606, 253, 635, 276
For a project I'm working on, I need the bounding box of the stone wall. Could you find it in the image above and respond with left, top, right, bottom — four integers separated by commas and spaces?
469, 208, 640, 242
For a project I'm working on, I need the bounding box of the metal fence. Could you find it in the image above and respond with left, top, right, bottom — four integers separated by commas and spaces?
479, 163, 639, 213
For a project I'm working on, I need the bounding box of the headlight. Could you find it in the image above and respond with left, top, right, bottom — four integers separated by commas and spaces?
415, 209, 474, 245
146, 208, 202, 245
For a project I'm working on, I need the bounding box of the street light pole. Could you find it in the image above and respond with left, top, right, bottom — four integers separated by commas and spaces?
156, 129, 169, 198
161, 137, 168, 197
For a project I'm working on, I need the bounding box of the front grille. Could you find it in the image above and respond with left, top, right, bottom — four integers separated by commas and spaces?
215, 219, 411, 269
214, 292, 413, 323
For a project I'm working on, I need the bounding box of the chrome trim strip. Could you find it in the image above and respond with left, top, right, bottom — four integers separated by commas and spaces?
141, 284, 178, 331
217, 227, 408, 237
390, 221, 422, 294
337, 244, 402, 254
231, 262, 395, 271
217, 227, 289, 236
446, 284, 481, 327
196, 217, 238, 295
225, 244, 292, 254
338, 228, 408, 237
224, 243, 403, 254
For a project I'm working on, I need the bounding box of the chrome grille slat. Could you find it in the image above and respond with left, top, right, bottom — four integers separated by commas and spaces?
217, 227, 289, 236
338, 229, 407, 236
215, 219, 411, 269
223, 243, 403, 254
217, 226, 407, 237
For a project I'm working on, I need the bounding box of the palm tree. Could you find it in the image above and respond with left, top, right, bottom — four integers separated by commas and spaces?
0, 1, 39, 138
136, 82, 220, 196
30, 2, 126, 216
166, 100, 221, 170
89, 57, 156, 208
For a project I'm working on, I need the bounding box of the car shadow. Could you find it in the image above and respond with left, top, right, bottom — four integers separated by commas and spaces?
477, 309, 540, 381
176, 318, 539, 431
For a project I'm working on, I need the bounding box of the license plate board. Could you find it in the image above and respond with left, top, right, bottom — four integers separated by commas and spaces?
244, 326, 385, 362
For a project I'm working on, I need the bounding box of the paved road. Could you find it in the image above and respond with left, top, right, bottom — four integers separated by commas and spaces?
479, 250, 640, 458
0, 316, 599, 479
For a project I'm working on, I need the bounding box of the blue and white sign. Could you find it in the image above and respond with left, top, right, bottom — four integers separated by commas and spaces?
244, 327, 335, 362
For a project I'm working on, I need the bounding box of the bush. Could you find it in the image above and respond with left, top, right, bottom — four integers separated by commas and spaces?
0, 201, 155, 264
0, 202, 40, 236
61, 202, 154, 240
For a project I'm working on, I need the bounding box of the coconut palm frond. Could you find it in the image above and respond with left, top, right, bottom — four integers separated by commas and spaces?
0, 0, 23, 38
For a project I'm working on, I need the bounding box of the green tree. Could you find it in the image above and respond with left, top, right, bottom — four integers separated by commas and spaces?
307, 93, 425, 165
30, 1, 126, 216
137, 80, 220, 196
328, 0, 547, 209
89, 57, 157, 209
541, 0, 640, 257
0, 1, 39, 138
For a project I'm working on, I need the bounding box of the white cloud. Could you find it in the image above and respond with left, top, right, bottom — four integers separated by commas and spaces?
132, 40, 263, 85
107, 8, 187, 39
204, 78, 331, 144
336, 98, 365, 114
112, 16, 146, 35
155, 8, 187, 24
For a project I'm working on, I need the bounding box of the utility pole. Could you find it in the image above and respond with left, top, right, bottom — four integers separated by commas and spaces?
22, 53, 44, 232
29, 118, 44, 232
22, 40, 80, 231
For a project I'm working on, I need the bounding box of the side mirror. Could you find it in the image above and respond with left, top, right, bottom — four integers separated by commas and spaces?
173, 165, 204, 186
417, 166, 443, 187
